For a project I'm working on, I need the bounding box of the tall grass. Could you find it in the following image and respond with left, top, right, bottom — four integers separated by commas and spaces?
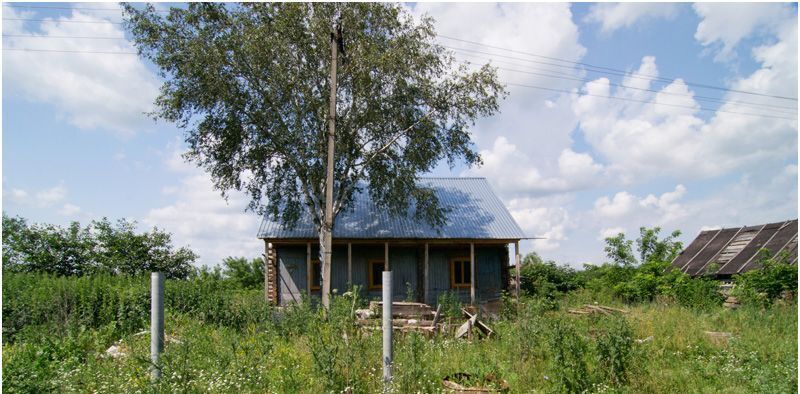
3, 273, 797, 393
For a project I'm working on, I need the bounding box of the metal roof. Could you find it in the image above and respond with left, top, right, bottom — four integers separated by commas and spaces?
671, 219, 798, 277
257, 177, 526, 240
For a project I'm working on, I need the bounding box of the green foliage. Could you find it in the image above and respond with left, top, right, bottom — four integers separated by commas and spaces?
734, 250, 798, 307
2, 282, 796, 393
221, 256, 264, 289
546, 317, 590, 393
122, 3, 505, 232
2, 273, 273, 344
519, 252, 583, 299
595, 316, 634, 386
436, 290, 462, 318
2, 214, 196, 279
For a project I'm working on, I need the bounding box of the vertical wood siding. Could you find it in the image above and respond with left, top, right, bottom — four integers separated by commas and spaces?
277, 243, 507, 305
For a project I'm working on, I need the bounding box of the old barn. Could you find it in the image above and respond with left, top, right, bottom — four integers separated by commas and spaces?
671, 219, 798, 278
258, 177, 526, 305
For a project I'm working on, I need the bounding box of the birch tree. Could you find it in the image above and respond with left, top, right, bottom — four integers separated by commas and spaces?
123, 2, 504, 307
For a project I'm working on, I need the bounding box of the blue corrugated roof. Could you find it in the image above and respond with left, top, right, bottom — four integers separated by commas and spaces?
257, 177, 526, 240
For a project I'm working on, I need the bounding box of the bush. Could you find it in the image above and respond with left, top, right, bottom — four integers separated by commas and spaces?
2, 272, 274, 343
221, 256, 264, 289
518, 252, 583, 299
733, 250, 798, 307
546, 318, 591, 393
2, 214, 196, 279
595, 316, 634, 386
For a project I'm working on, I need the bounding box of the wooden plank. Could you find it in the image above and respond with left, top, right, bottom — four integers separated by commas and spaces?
470, 243, 475, 305
264, 239, 270, 302
347, 242, 352, 287
423, 243, 429, 304
303, 244, 311, 296
514, 241, 520, 300
384, 242, 389, 271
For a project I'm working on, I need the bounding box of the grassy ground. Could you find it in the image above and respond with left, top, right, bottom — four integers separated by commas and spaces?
3, 290, 796, 393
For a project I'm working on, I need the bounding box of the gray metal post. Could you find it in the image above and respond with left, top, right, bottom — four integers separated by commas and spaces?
382, 271, 393, 385
151, 272, 165, 382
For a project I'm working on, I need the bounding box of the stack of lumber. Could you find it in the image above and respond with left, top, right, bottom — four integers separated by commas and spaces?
567, 304, 629, 315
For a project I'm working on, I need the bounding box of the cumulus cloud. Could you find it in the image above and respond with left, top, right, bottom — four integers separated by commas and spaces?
58, 203, 82, 216
5, 183, 68, 208
693, 3, 795, 62
586, 3, 679, 33
593, 184, 689, 227
3, 5, 159, 137
143, 146, 262, 265
572, 52, 797, 183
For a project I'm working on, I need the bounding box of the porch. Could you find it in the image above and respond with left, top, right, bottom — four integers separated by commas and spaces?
264, 240, 519, 306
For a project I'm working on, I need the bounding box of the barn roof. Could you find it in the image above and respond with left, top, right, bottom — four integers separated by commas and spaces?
671, 219, 798, 278
257, 177, 526, 240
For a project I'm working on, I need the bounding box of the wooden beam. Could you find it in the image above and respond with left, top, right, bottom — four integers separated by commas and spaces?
470, 243, 475, 305
515, 241, 521, 300
423, 243, 429, 304
264, 239, 270, 302
347, 242, 352, 287
384, 242, 389, 271
306, 242, 312, 296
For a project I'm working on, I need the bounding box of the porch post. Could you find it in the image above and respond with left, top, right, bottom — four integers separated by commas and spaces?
264, 239, 271, 302
306, 242, 312, 295
515, 241, 521, 300
423, 243, 429, 305
470, 242, 475, 305
347, 242, 352, 287
384, 242, 389, 271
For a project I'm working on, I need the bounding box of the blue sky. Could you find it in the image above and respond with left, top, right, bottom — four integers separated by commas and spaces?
3, 3, 798, 266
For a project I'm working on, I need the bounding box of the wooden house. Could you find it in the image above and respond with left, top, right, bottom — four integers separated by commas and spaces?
258, 177, 526, 305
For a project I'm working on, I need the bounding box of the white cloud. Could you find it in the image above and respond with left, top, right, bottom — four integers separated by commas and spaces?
5, 183, 71, 211
599, 227, 625, 240
693, 3, 795, 62
586, 3, 679, 33
3, 5, 159, 137
143, 147, 262, 265
58, 203, 82, 216
35, 184, 68, 206
572, 53, 797, 182
593, 184, 689, 226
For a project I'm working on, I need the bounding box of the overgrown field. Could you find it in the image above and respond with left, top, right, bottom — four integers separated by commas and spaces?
2, 273, 797, 393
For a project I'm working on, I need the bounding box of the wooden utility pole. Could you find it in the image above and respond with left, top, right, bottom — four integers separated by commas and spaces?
321, 24, 341, 309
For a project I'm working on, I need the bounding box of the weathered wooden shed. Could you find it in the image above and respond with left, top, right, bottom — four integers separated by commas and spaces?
671, 219, 798, 278
258, 177, 526, 305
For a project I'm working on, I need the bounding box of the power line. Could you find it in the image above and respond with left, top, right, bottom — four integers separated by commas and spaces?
442, 43, 799, 102
2, 18, 124, 25
2, 4, 170, 13
459, 59, 798, 114
506, 82, 797, 121
3, 48, 137, 55
459, 54, 797, 112
3, 34, 127, 40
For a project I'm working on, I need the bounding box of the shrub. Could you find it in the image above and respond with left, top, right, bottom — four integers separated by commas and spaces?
437, 290, 462, 318
595, 315, 634, 386
547, 318, 591, 393
221, 256, 264, 289
733, 250, 798, 307
519, 253, 583, 299
2, 214, 196, 279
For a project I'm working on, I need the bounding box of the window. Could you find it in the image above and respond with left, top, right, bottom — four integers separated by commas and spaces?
369, 260, 385, 290
310, 260, 321, 290
450, 257, 472, 288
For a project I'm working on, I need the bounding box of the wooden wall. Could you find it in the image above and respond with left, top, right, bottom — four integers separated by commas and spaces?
275, 243, 507, 305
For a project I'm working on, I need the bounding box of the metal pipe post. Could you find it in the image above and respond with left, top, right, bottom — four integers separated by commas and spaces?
151, 272, 165, 382
382, 271, 393, 385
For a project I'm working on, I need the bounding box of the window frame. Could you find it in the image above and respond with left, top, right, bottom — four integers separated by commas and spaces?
450, 256, 472, 288
368, 260, 385, 290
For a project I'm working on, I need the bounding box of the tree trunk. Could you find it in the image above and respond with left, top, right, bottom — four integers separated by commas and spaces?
321, 25, 340, 309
